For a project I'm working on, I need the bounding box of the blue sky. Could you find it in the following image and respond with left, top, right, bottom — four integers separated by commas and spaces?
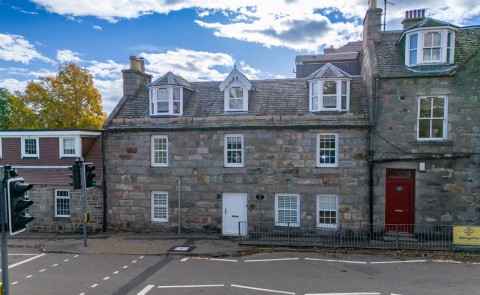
1, 0, 479, 114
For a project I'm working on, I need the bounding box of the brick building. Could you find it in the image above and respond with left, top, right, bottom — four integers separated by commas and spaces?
0, 130, 104, 233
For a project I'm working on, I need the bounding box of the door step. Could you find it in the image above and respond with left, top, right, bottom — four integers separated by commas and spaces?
383, 232, 419, 242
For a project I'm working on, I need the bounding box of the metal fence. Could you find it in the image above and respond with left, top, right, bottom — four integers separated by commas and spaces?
238, 222, 458, 251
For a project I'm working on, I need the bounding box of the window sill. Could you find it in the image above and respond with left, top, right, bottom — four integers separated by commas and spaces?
54, 217, 70, 220
412, 140, 453, 146
311, 110, 349, 115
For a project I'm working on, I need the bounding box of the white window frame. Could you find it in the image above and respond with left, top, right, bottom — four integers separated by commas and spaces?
316, 133, 339, 167
151, 191, 168, 222
309, 80, 350, 112
417, 96, 448, 141
275, 194, 300, 227
149, 86, 183, 116
151, 135, 169, 167
21, 137, 39, 158
59, 137, 80, 158
317, 195, 338, 229
55, 189, 70, 217
224, 134, 244, 167
405, 29, 455, 66
224, 82, 248, 112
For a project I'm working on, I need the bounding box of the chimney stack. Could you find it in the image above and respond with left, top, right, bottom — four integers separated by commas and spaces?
122, 56, 151, 98
324, 45, 335, 54
402, 9, 426, 29
363, 0, 382, 42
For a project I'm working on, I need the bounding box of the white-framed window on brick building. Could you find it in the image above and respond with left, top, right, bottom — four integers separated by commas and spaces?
55, 189, 70, 217
151, 135, 168, 167
417, 96, 448, 140
60, 137, 80, 158
151, 191, 168, 222
317, 195, 338, 228
224, 134, 244, 167
275, 194, 300, 227
316, 133, 338, 167
22, 137, 39, 158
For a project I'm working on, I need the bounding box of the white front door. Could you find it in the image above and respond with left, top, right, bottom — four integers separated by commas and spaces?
222, 193, 247, 235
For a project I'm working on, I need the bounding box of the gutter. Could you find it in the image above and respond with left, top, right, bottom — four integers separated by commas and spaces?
368, 78, 379, 230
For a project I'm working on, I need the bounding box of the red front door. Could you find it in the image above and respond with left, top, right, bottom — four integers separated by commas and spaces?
385, 169, 415, 233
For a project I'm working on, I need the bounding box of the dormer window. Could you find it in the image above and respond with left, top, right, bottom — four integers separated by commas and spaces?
310, 80, 349, 112
148, 71, 193, 117
405, 29, 455, 66
149, 87, 183, 116
219, 66, 252, 113
225, 84, 247, 112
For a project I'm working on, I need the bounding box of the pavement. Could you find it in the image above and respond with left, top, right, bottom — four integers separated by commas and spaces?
6, 231, 248, 257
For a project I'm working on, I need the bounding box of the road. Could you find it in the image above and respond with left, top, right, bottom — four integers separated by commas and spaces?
3, 249, 480, 295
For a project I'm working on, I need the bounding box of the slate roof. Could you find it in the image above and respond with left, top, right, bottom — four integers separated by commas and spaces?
375, 26, 480, 78
107, 76, 369, 130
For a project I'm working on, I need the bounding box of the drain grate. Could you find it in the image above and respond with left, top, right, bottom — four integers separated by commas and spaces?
167, 245, 196, 253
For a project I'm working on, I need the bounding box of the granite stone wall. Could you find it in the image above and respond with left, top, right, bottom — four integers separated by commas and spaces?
27, 185, 104, 233
105, 128, 370, 232
371, 73, 480, 225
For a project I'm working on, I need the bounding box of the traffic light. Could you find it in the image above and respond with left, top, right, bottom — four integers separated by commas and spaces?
85, 163, 96, 188
68, 162, 81, 189
7, 177, 34, 235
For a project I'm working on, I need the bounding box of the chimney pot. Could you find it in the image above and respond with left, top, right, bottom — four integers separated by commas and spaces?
402, 9, 426, 29
369, 0, 377, 9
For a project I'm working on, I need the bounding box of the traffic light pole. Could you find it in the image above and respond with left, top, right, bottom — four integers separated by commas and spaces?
1, 168, 10, 295
80, 160, 88, 247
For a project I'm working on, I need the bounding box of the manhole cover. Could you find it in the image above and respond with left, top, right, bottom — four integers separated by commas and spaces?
167, 245, 196, 253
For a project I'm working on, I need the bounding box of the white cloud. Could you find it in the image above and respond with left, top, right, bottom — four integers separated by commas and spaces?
93, 25, 103, 31
140, 48, 235, 81
87, 60, 125, 79
27, 1, 480, 51
0, 34, 53, 64
0, 78, 29, 93
56, 49, 82, 63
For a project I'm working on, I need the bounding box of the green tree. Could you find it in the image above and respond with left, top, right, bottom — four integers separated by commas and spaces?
13, 63, 107, 129
0, 88, 14, 129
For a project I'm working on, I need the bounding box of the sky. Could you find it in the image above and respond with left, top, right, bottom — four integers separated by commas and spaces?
0, 0, 479, 114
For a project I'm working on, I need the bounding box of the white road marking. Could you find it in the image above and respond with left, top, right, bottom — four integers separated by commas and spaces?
370, 260, 427, 264
11, 281, 18, 285
306, 293, 380, 295
132, 260, 137, 263
139, 256, 144, 259
74, 255, 79, 258
91, 284, 98, 288
39, 269, 46, 272
7, 253, 38, 256
193, 257, 238, 262
245, 258, 299, 263
2, 253, 46, 271
305, 258, 367, 264
103, 276, 110, 280
137, 284, 155, 295
26, 275, 33, 278
157, 284, 224, 288
113, 270, 119, 274
181, 257, 189, 262
123, 265, 128, 269
231, 284, 295, 294
64, 259, 70, 262
79, 293, 85, 295
433, 260, 462, 264
52, 264, 58, 267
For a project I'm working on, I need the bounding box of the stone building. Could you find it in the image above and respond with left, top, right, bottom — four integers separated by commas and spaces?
103, 56, 370, 234
104, 2, 479, 234
362, 2, 480, 228
0, 130, 104, 233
